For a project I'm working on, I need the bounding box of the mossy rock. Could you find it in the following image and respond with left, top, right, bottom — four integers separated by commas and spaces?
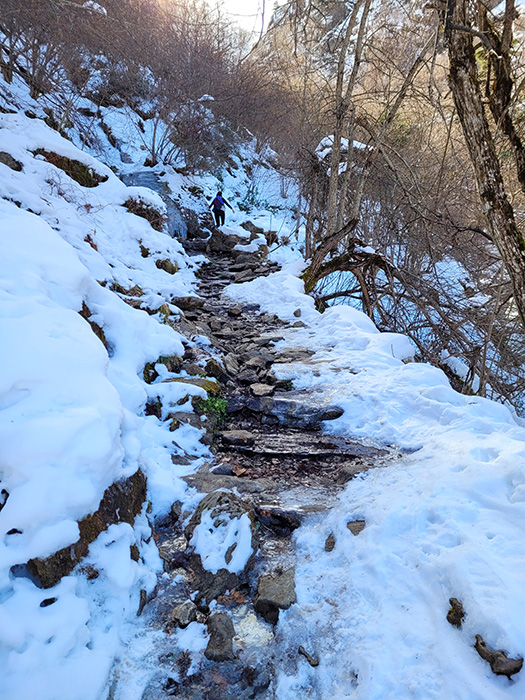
155, 259, 178, 275
26, 469, 147, 589
125, 198, 166, 232
34, 149, 108, 187
165, 377, 221, 395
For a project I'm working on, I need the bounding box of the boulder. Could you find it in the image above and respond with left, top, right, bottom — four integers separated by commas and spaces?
254, 568, 297, 624
207, 230, 245, 253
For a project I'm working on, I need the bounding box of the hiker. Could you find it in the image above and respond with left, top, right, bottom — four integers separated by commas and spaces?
210, 191, 234, 227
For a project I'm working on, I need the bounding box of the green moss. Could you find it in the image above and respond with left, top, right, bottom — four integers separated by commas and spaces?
195, 396, 228, 428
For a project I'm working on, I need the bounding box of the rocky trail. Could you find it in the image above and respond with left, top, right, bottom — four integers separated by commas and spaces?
118, 223, 396, 700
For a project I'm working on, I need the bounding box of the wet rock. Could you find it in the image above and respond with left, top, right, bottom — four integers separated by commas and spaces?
298, 646, 319, 667
347, 520, 366, 536
447, 598, 465, 628
205, 357, 231, 384
27, 470, 147, 588
171, 296, 205, 311
255, 568, 296, 624
474, 635, 523, 677
221, 430, 256, 447
166, 601, 198, 630
205, 613, 236, 662
325, 534, 336, 552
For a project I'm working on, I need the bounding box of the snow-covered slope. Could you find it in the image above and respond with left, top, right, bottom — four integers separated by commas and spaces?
0, 103, 206, 698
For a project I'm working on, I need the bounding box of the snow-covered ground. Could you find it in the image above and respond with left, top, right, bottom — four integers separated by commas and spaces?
2, 70, 525, 700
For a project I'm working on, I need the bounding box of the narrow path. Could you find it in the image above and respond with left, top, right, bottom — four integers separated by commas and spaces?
113, 227, 395, 700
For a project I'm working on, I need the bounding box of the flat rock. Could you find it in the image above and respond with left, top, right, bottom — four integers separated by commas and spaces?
221, 430, 256, 446
250, 383, 275, 397
247, 395, 343, 429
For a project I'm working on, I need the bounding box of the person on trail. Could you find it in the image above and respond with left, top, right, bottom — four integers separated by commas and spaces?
210, 191, 234, 227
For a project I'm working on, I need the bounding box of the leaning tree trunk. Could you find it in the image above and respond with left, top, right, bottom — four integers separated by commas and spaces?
447, 0, 525, 329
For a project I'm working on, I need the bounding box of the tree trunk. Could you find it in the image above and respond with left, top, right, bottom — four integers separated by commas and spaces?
447, 0, 525, 328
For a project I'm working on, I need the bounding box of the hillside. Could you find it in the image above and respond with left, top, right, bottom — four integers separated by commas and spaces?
2, 11, 525, 700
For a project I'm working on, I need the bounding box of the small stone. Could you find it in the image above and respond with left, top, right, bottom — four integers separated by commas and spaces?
298, 645, 319, 667
166, 601, 198, 630
228, 305, 243, 317
221, 430, 255, 446
293, 308, 302, 317
325, 534, 336, 552
204, 613, 236, 662
292, 321, 307, 328
347, 520, 366, 536
474, 635, 523, 677
447, 598, 465, 628
250, 383, 275, 397
210, 318, 222, 331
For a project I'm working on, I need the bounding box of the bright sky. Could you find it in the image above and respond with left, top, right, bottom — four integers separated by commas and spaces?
218, 0, 271, 33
